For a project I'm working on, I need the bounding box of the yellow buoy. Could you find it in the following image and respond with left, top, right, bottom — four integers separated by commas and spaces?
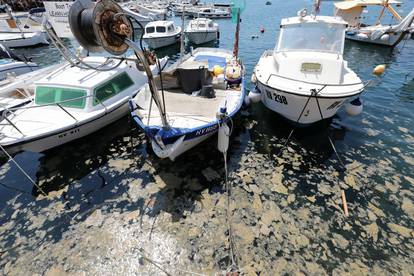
373, 64, 386, 76
213, 65, 224, 76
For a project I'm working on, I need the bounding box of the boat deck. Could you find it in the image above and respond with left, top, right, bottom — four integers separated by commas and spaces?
136, 88, 242, 128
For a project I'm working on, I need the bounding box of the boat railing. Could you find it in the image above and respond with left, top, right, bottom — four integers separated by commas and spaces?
0, 94, 109, 136
266, 73, 364, 88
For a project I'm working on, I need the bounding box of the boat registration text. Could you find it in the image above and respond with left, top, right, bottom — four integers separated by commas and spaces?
266, 89, 288, 105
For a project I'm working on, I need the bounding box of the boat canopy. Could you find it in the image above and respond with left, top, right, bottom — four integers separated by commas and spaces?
334, 0, 404, 26
277, 16, 346, 54
334, 0, 402, 11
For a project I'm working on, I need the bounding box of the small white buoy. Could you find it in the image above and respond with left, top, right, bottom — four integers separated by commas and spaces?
244, 95, 251, 106
345, 97, 363, 116
218, 123, 230, 153
248, 89, 261, 103
380, 34, 390, 41
356, 33, 369, 39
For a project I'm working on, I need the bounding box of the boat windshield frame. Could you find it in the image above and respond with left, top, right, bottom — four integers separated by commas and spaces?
275, 22, 346, 55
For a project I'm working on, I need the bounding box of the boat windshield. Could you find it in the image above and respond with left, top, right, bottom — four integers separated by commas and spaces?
35, 86, 87, 109
276, 22, 345, 54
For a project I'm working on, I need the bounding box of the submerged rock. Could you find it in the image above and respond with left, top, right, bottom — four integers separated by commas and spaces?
332, 233, 349, 249
85, 209, 104, 228
363, 222, 379, 242
202, 167, 221, 181
387, 223, 412, 238
401, 198, 414, 218
368, 202, 386, 218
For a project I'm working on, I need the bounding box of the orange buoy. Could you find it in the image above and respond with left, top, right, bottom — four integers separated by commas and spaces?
373, 64, 386, 76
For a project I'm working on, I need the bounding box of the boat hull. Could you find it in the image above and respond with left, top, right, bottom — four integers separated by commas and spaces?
257, 81, 361, 126
143, 34, 181, 49
188, 12, 230, 19
186, 31, 217, 44
131, 105, 239, 161
0, 32, 49, 48
0, 60, 38, 81
2, 100, 130, 154
346, 31, 408, 47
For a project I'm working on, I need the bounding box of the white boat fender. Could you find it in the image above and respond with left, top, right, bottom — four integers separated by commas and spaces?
217, 106, 230, 153
345, 97, 363, 116
248, 88, 261, 103
356, 33, 369, 39
380, 34, 390, 41
251, 72, 257, 84
218, 122, 230, 153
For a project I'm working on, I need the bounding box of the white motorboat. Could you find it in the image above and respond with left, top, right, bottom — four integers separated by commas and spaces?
252, 14, 364, 126
185, 18, 219, 44
188, 7, 231, 19
129, 48, 245, 160
334, 0, 414, 47
143, 21, 182, 49
0, 55, 167, 153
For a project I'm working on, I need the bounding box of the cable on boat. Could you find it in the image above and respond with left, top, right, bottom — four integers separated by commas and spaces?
43, 21, 125, 72
0, 144, 48, 197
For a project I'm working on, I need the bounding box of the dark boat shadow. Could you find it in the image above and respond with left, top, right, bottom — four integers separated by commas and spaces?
141, 112, 248, 222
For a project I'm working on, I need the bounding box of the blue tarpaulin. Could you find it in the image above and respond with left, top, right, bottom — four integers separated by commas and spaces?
194, 55, 226, 70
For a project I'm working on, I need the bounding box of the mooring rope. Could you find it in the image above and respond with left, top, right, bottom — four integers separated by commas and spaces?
217, 114, 242, 274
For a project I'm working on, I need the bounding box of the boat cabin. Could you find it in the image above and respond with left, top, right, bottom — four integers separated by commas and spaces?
145, 21, 178, 36
276, 16, 347, 55
274, 16, 348, 84
33, 58, 141, 112
188, 18, 215, 30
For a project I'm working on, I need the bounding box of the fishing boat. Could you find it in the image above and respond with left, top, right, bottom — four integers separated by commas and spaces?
334, 0, 414, 47
129, 47, 245, 160
185, 18, 219, 44
0, 44, 38, 80
0, 55, 167, 154
143, 21, 182, 49
251, 13, 364, 125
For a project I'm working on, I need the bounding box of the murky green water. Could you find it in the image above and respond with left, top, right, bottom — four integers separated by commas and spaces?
1, 1, 414, 275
